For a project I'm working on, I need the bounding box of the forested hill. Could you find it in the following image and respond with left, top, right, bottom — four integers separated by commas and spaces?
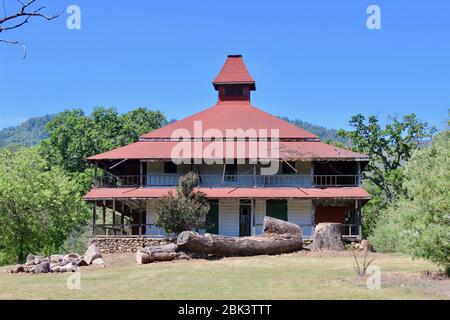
0, 114, 55, 148
0, 114, 346, 148
280, 117, 348, 144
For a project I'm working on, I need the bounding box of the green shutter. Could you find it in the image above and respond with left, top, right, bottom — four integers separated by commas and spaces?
206, 200, 219, 234
266, 200, 288, 221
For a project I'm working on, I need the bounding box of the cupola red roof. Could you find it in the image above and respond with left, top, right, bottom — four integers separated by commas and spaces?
213, 55, 256, 90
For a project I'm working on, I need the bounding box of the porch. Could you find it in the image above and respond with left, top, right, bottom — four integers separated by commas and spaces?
89, 198, 362, 241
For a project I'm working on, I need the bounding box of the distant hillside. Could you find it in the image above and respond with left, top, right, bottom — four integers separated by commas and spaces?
0, 114, 55, 148
280, 117, 348, 144
0, 114, 347, 148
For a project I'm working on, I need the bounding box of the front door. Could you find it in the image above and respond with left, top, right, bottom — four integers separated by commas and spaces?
206, 200, 219, 234
239, 203, 251, 237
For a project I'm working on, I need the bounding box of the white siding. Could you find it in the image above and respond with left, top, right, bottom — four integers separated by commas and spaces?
288, 199, 313, 237
219, 199, 239, 236
254, 200, 266, 235
146, 200, 166, 236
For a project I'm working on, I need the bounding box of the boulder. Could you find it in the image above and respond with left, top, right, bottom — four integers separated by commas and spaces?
75, 258, 89, 267
50, 255, 63, 263
310, 223, 345, 251
25, 254, 41, 266
63, 253, 80, 262
60, 262, 77, 273
33, 262, 50, 274
51, 265, 61, 273
84, 245, 102, 264
92, 257, 105, 265
360, 239, 373, 252
11, 265, 25, 273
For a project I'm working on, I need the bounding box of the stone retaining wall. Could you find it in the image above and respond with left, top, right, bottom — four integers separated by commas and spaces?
89, 237, 175, 254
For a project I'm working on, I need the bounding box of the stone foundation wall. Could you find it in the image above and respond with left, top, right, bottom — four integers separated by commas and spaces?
89, 237, 175, 254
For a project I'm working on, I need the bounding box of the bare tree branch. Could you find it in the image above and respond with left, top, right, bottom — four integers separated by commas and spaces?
0, 0, 61, 58
0, 0, 61, 33
0, 38, 26, 58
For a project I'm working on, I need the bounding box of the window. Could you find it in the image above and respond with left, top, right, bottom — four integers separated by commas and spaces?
224, 86, 244, 97
164, 162, 177, 174
282, 161, 296, 174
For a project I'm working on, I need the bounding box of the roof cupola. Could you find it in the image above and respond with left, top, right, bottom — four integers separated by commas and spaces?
213, 55, 255, 102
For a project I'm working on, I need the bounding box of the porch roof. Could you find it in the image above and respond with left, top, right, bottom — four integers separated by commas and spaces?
83, 187, 371, 200
87, 140, 368, 161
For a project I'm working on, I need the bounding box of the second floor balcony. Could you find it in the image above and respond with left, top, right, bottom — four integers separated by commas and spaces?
94, 173, 360, 188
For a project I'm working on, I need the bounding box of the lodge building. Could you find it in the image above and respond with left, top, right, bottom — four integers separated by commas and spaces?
84, 55, 370, 240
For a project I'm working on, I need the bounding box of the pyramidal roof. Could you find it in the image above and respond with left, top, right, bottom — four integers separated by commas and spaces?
141, 55, 319, 140
213, 55, 255, 90
140, 101, 319, 140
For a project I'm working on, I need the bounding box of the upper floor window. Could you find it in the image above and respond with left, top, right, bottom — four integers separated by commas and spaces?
224, 86, 244, 97
164, 162, 177, 174
282, 161, 297, 175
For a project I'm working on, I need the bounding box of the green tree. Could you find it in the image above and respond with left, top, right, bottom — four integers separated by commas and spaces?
0, 147, 89, 264
155, 173, 210, 235
371, 131, 450, 273
40, 107, 166, 173
338, 114, 435, 236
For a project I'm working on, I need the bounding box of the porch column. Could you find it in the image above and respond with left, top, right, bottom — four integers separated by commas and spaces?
356, 199, 362, 240
112, 199, 116, 235
139, 199, 143, 237
94, 162, 98, 187
102, 200, 106, 226
92, 201, 97, 236
251, 199, 256, 236
121, 201, 125, 235
311, 202, 316, 233
140, 161, 144, 187
357, 162, 361, 186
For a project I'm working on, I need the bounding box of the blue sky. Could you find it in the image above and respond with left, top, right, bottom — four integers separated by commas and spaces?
0, 0, 449, 130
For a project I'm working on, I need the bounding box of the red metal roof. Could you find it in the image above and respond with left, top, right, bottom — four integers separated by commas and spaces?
87, 140, 368, 161
83, 187, 371, 200
86, 55, 369, 162
213, 55, 255, 89
139, 101, 319, 140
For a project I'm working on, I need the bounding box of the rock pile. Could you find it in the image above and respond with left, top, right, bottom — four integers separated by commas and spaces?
346, 240, 373, 252
10, 245, 104, 274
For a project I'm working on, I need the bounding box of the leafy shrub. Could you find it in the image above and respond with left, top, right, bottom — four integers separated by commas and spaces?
155, 172, 210, 235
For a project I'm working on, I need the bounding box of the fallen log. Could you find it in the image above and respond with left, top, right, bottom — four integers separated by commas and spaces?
136, 217, 304, 264
136, 243, 179, 264
177, 216, 303, 257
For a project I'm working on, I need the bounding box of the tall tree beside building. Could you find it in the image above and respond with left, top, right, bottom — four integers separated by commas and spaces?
40, 107, 166, 174
370, 131, 450, 274
337, 114, 435, 236
0, 147, 89, 264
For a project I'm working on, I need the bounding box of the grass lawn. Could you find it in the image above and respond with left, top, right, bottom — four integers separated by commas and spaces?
0, 251, 448, 300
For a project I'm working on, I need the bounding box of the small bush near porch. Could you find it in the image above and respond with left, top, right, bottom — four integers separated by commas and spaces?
0, 252, 448, 300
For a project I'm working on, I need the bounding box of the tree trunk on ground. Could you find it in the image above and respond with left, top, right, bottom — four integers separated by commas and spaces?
310, 223, 345, 251
136, 243, 179, 264
177, 216, 303, 257
136, 217, 303, 264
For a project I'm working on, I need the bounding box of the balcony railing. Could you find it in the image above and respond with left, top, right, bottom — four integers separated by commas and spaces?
95, 174, 360, 188
314, 175, 359, 187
